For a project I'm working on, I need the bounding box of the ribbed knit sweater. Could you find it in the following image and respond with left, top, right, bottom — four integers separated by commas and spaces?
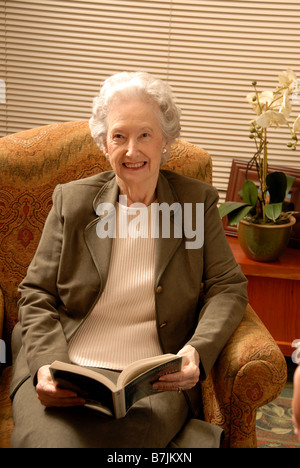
68, 202, 163, 370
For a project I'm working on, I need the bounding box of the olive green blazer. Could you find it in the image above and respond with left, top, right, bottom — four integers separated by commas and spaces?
10, 170, 248, 416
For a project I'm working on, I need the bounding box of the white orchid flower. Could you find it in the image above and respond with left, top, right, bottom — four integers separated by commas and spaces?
293, 115, 300, 134
259, 91, 274, 107
278, 69, 297, 90
255, 110, 288, 128
246, 91, 274, 115
246, 92, 256, 105
279, 91, 292, 117
246, 92, 261, 114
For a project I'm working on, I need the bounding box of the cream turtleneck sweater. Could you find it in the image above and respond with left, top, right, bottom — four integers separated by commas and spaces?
68, 201, 163, 370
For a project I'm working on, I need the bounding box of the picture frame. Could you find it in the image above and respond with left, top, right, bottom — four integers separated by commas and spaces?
222, 159, 300, 249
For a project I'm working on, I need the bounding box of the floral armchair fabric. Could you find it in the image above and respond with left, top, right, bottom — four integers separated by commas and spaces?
0, 121, 287, 448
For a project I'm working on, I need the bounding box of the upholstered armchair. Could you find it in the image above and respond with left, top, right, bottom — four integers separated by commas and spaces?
0, 121, 287, 448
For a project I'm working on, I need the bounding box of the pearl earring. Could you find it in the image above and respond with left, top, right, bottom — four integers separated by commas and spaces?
163, 148, 167, 154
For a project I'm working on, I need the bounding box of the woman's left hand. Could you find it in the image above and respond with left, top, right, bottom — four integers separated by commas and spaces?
153, 345, 200, 392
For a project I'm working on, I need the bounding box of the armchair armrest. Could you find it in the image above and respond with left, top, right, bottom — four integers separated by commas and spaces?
0, 287, 4, 340
0, 287, 5, 373
200, 304, 287, 448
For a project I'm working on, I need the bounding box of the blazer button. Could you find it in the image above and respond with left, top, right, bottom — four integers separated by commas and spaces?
160, 322, 167, 328
156, 285, 163, 294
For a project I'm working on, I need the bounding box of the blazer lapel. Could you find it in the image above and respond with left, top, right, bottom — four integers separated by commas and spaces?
155, 172, 184, 284
84, 176, 119, 292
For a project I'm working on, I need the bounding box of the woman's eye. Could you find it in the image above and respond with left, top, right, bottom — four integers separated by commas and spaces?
113, 134, 124, 140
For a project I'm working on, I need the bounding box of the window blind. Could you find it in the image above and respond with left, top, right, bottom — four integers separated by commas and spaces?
1, 0, 300, 201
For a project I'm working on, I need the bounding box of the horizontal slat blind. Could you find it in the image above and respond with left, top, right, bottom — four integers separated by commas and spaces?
1, 0, 300, 201
168, 0, 300, 201
0, 0, 172, 131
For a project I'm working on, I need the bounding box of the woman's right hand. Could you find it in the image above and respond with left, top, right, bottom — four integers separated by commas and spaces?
36, 365, 86, 408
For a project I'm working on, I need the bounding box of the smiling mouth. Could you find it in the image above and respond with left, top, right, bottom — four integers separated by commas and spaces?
123, 162, 147, 169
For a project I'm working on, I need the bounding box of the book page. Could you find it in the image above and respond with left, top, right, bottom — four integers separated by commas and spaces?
50, 361, 118, 391
123, 358, 182, 412
118, 354, 178, 387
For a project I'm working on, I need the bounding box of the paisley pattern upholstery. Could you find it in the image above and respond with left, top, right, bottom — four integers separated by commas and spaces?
0, 121, 286, 448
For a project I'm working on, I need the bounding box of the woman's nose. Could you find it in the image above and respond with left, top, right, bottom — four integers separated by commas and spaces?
126, 139, 139, 157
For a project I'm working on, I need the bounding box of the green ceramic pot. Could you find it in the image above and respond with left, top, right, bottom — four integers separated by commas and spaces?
237, 216, 296, 263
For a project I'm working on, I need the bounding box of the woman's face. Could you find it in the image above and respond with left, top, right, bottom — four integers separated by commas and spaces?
103, 97, 168, 197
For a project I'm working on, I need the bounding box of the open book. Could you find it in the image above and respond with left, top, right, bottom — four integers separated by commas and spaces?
50, 354, 182, 419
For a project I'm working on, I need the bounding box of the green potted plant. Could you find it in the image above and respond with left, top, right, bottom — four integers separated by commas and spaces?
219, 69, 299, 262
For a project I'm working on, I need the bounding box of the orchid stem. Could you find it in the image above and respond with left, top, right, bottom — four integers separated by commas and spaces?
263, 127, 268, 222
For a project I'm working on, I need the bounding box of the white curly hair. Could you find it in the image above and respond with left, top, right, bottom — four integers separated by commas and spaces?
89, 71, 181, 158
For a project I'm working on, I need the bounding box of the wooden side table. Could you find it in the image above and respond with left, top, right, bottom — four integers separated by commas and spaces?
227, 235, 300, 356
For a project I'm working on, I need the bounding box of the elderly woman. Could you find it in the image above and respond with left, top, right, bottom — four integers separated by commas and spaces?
10, 72, 248, 448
